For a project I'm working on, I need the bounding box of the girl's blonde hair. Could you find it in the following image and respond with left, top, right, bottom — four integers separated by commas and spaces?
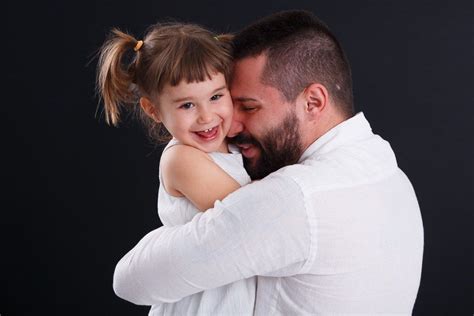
96, 22, 233, 142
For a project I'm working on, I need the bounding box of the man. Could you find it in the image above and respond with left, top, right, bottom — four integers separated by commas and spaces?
113, 10, 424, 314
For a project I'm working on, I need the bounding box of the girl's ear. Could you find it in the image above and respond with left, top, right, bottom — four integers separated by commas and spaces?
140, 97, 161, 123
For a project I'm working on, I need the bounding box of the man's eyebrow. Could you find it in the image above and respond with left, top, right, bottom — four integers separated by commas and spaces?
232, 97, 259, 102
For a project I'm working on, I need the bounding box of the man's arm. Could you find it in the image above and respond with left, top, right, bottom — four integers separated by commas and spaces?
113, 173, 310, 305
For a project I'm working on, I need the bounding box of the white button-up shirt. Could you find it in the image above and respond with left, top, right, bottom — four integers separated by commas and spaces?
113, 113, 424, 315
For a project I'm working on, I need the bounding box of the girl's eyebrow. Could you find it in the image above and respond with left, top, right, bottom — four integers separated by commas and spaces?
172, 96, 194, 103
172, 85, 227, 103
211, 85, 227, 94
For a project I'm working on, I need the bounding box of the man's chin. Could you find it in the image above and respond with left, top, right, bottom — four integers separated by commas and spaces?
242, 157, 262, 180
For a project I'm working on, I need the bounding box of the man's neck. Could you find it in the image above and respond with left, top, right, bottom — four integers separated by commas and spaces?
301, 111, 349, 153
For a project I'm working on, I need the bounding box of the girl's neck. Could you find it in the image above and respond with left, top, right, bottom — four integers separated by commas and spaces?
216, 139, 230, 153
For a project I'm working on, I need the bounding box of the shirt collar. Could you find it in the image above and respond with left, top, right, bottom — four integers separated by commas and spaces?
298, 112, 373, 163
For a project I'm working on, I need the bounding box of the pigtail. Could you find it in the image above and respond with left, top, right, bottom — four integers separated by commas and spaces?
213, 33, 234, 84
96, 28, 140, 126
215, 33, 234, 44
215, 33, 234, 54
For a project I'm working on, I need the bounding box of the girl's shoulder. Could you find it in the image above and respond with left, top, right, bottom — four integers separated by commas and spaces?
160, 144, 215, 187
160, 144, 213, 197
161, 143, 213, 169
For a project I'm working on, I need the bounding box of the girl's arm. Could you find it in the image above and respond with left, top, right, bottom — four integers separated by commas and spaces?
160, 144, 241, 211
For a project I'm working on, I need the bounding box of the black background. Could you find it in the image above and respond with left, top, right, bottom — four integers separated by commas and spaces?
3, 0, 473, 315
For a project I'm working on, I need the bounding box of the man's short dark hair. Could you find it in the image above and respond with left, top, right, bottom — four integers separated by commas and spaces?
233, 10, 354, 117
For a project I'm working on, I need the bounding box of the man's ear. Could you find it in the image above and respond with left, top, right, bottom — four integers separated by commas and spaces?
139, 97, 161, 123
302, 83, 329, 120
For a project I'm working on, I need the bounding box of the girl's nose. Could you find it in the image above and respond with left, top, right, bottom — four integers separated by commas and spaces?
197, 107, 213, 124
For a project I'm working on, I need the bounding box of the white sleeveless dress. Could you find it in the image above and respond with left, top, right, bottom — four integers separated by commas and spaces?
149, 139, 256, 316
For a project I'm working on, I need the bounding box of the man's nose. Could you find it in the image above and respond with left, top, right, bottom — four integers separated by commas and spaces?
228, 109, 244, 137
228, 120, 243, 137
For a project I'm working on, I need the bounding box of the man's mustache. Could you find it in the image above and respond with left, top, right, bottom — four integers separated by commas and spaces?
228, 133, 261, 147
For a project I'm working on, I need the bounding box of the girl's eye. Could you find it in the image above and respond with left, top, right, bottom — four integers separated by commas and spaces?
210, 94, 223, 101
180, 102, 194, 110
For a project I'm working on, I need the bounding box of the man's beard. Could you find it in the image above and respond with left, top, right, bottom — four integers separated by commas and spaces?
230, 111, 304, 180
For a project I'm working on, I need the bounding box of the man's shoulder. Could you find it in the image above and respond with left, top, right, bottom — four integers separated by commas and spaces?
271, 144, 399, 194
267, 160, 327, 193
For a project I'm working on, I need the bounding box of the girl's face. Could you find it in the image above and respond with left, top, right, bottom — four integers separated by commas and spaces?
156, 72, 233, 153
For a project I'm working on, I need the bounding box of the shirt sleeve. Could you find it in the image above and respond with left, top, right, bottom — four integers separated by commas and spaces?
113, 173, 310, 305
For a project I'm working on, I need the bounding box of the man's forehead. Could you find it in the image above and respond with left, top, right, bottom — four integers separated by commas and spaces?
233, 54, 267, 75
230, 76, 260, 102
230, 55, 266, 96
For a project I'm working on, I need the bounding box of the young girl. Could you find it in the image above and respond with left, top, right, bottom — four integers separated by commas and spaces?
96, 22, 255, 315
